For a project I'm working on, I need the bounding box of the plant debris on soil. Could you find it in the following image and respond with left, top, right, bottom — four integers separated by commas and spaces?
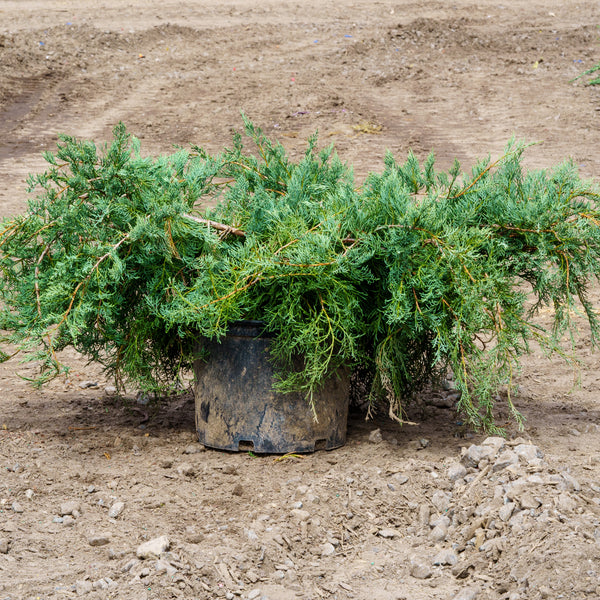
2, 1, 600, 599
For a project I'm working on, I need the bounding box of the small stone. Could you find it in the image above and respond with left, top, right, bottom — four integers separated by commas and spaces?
92, 579, 109, 590
430, 515, 450, 529
556, 492, 577, 513
418, 504, 431, 527
232, 483, 245, 496
461, 444, 495, 468
392, 473, 409, 485
378, 528, 399, 539
368, 428, 383, 444
75, 580, 93, 595
509, 510, 526, 530
498, 502, 516, 522
11, 502, 23, 513
452, 587, 479, 600
0, 539, 9, 554
155, 559, 177, 577
514, 444, 543, 464
419, 438, 430, 448
62, 515, 75, 527
447, 462, 467, 482
518, 492, 541, 510
137, 535, 170, 559
88, 533, 111, 547
432, 549, 458, 566
410, 560, 432, 579
505, 464, 526, 478
492, 450, 519, 472
25, 489, 34, 500
560, 472, 581, 492
528, 458, 545, 469
53, 516, 64, 524
291, 508, 310, 522
526, 474, 544, 485
509, 435, 529, 444
480, 538, 505, 556
248, 589, 262, 600
431, 490, 452, 513
185, 526, 204, 544
176, 462, 196, 477
104, 385, 117, 395
108, 501, 125, 519
452, 561, 474, 579
430, 523, 448, 542
539, 586, 552, 599
60, 500, 81, 516
121, 558, 139, 573
246, 570, 260, 583
183, 444, 204, 454
79, 380, 98, 389
321, 542, 336, 556
481, 436, 505, 453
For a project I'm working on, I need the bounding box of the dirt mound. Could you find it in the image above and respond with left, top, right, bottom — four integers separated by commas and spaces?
3, 398, 599, 599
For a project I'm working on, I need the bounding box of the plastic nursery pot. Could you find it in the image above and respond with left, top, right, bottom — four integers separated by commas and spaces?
193, 321, 350, 454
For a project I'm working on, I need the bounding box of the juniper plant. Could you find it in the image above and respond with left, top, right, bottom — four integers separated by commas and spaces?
1, 117, 599, 432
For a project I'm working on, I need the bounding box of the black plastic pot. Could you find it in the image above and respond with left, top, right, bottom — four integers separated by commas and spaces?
193, 321, 349, 453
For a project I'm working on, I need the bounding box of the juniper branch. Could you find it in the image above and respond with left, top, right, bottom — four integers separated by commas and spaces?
1, 121, 599, 433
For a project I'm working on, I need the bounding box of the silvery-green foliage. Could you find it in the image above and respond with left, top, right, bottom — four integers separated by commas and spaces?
1, 118, 599, 432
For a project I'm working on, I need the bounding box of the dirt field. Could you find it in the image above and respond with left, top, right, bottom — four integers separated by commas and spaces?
2, 1, 600, 599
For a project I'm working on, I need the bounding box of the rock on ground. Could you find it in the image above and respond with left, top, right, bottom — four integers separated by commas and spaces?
136, 536, 170, 559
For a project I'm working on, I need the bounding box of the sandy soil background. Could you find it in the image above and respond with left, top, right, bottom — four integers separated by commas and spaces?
2, 1, 600, 599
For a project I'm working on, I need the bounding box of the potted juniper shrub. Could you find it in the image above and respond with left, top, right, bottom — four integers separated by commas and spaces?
1, 116, 600, 451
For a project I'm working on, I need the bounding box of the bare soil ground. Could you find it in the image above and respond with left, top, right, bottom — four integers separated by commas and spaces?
2, 2, 600, 599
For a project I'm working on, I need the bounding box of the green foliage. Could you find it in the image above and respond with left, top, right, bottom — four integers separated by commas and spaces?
573, 61, 600, 86
1, 118, 600, 432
